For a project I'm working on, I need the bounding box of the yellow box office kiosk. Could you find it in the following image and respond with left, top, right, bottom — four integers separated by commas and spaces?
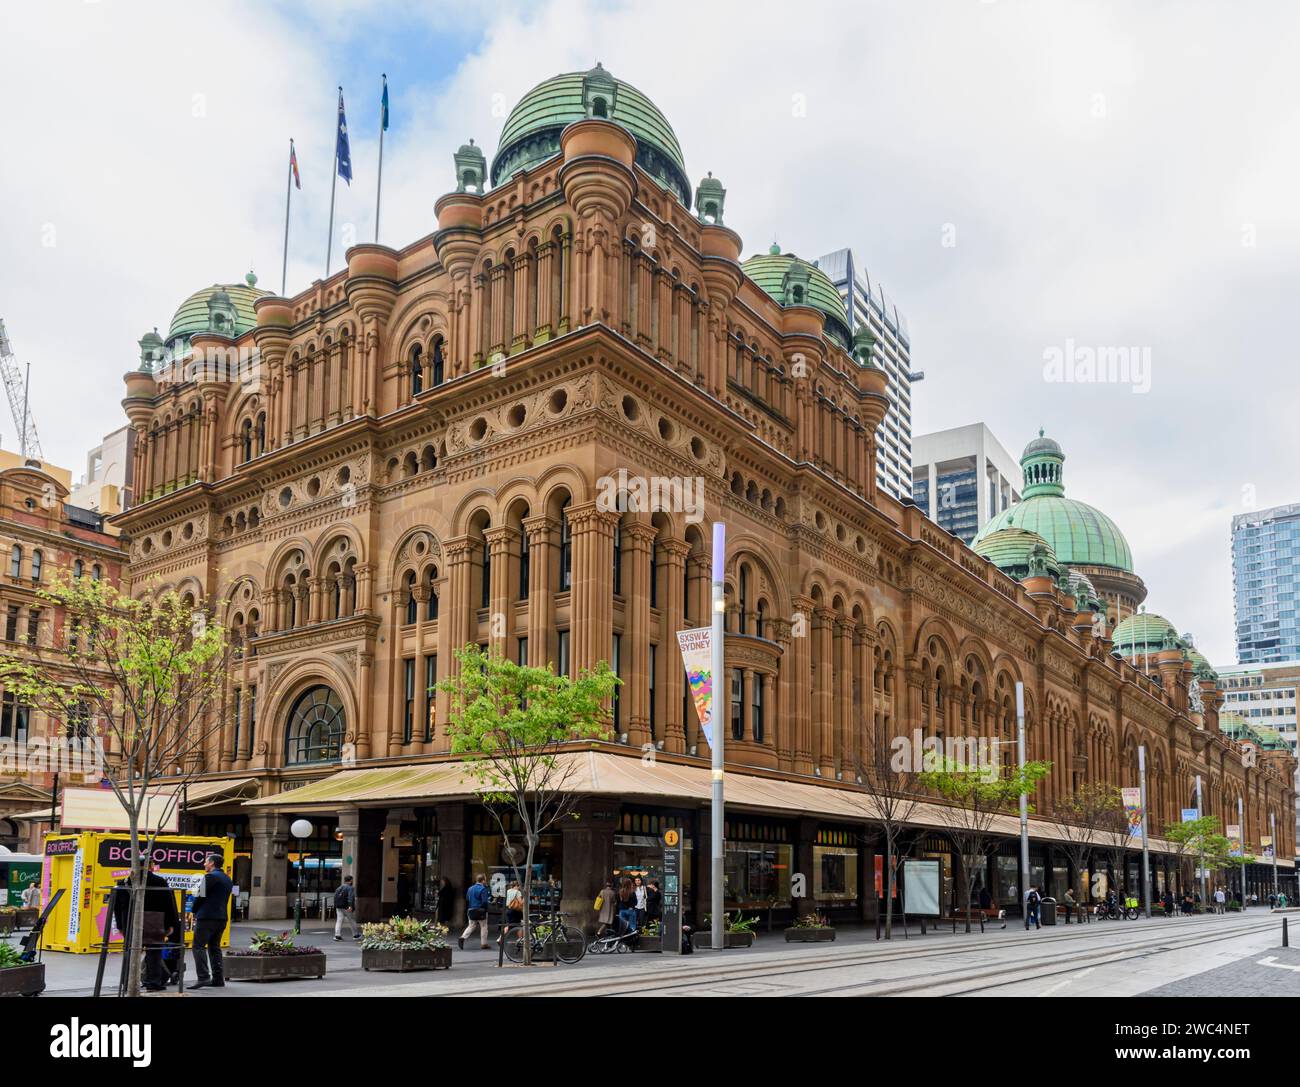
40, 832, 234, 954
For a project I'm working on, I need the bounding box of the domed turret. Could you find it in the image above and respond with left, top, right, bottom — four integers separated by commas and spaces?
1112, 611, 1179, 660
973, 521, 1063, 583
742, 247, 852, 351
167, 279, 270, 358
490, 65, 689, 206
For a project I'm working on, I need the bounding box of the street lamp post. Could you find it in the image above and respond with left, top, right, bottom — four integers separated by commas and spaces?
1271, 812, 1278, 899
710, 522, 726, 952
1196, 775, 1206, 906
290, 818, 314, 935
1015, 682, 1029, 928
1138, 745, 1151, 917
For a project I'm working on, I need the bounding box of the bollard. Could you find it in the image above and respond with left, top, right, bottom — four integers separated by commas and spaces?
1284, 917, 1289, 948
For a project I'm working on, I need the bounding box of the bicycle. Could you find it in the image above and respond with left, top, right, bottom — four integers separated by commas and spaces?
501, 911, 587, 964
589, 922, 638, 954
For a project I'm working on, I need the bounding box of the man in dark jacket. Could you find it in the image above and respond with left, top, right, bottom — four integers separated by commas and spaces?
189, 854, 233, 989
142, 863, 180, 991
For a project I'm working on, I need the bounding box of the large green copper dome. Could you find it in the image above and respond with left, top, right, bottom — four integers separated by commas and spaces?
1111, 611, 1178, 656
973, 430, 1134, 572
972, 524, 1061, 581
742, 247, 852, 350
491, 65, 690, 206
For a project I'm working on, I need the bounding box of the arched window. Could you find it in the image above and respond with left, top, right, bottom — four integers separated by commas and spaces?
31, 550, 42, 583
10, 545, 21, 579
404, 570, 417, 625
73, 559, 84, 579
285, 685, 345, 765
255, 413, 267, 455
240, 419, 253, 463
431, 337, 445, 387
559, 499, 572, 591
409, 344, 424, 396
92, 564, 101, 581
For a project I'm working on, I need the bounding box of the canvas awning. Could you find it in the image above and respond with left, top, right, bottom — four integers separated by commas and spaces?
241, 749, 1211, 855
181, 777, 259, 810
4, 807, 58, 822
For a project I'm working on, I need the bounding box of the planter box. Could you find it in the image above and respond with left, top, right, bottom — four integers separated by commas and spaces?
633, 936, 662, 953
225, 952, 327, 982
0, 963, 45, 997
785, 927, 836, 942
14, 909, 38, 928
691, 931, 754, 950
362, 946, 452, 972
0, 915, 14, 935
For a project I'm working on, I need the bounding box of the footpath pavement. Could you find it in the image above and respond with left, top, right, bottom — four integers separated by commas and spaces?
4, 909, 1290, 998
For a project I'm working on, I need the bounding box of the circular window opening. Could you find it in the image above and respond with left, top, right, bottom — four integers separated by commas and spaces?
836, 524, 846, 543
279, 487, 292, 509
182, 523, 194, 541
815, 512, 827, 532
507, 403, 526, 429
162, 530, 173, 548
307, 477, 321, 499
142, 538, 153, 555
548, 388, 568, 415
690, 436, 706, 462
658, 417, 676, 443
621, 395, 639, 422
337, 465, 351, 487
469, 418, 488, 442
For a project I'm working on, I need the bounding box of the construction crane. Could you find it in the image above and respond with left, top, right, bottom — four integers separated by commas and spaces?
0, 318, 43, 460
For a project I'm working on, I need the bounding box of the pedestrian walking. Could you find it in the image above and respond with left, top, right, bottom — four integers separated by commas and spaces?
633, 875, 648, 931
188, 853, 234, 989
1063, 887, 1077, 923
617, 876, 638, 934
20, 882, 40, 910
333, 875, 361, 941
1025, 886, 1041, 930
435, 876, 456, 927
497, 880, 524, 946
646, 879, 662, 926
1213, 886, 1226, 915
141, 863, 180, 992
595, 880, 617, 935
459, 873, 491, 950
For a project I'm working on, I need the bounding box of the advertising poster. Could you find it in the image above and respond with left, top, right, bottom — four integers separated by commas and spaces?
1121, 787, 1143, 838
1227, 824, 1243, 858
1261, 836, 1274, 860
902, 859, 940, 916
676, 628, 715, 747
1181, 808, 1200, 823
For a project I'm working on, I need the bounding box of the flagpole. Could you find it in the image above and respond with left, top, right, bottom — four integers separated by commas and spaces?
282, 139, 294, 296
375, 74, 386, 243
326, 87, 341, 279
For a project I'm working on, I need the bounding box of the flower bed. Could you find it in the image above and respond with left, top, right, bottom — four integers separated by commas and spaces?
0, 943, 44, 996
226, 931, 327, 982
693, 913, 756, 949
361, 918, 452, 972
785, 912, 836, 942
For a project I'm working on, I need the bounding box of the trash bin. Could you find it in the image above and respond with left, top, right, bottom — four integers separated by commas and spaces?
1039, 896, 1057, 925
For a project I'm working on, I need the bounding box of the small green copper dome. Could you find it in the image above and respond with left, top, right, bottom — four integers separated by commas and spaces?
973, 524, 1059, 580
491, 66, 689, 206
167, 281, 269, 343
973, 431, 1134, 572
742, 249, 852, 351
1112, 612, 1177, 657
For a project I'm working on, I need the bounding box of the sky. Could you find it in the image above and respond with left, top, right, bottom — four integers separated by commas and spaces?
1, 0, 1298, 665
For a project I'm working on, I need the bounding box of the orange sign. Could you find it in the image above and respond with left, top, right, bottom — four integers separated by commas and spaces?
664, 829, 680, 847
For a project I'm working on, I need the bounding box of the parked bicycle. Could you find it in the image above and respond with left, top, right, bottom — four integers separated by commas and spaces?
501, 911, 587, 964
589, 922, 639, 954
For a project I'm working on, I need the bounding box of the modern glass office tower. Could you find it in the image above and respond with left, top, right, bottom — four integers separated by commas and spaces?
912, 423, 1022, 545
816, 248, 917, 502
1232, 502, 1300, 664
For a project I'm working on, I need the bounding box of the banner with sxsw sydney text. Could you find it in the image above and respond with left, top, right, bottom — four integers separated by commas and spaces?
676, 628, 715, 748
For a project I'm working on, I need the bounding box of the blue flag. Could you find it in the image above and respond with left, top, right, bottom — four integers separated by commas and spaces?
336, 88, 352, 184
381, 75, 389, 132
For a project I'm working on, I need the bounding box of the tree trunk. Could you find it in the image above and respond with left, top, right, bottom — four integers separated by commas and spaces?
884, 834, 893, 940
521, 834, 537, 967
126, 820, 146, 998
963, 853, 973, 934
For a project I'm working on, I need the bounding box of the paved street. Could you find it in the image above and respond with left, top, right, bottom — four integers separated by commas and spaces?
6, 909, 1292, 998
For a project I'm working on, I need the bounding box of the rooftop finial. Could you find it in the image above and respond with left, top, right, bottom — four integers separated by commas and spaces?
1039, 426, 1045, 437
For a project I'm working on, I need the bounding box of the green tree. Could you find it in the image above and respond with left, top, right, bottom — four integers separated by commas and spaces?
439, 645, 618, 964
1044, 782, 1122, 920
918, 755, 1051, 931
0, 574, 228, 996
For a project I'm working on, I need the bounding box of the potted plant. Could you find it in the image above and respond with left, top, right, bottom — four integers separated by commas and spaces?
224, 930, 327, 982
0, 940, 44, 996
634, 919, 662, 953
361, 917, 452, 972
692, 913, 757, 950
14, 907, 38, 929
785, 911, 836, 942
0, 908, 15, 936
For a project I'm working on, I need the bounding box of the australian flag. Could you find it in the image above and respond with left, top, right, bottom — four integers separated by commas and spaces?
336, 88, 352, 184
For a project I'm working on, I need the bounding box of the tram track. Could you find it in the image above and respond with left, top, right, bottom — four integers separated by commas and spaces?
440, 914, 1280, 999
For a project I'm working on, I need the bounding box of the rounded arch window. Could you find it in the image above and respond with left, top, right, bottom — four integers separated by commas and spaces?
285, 685, 346, 765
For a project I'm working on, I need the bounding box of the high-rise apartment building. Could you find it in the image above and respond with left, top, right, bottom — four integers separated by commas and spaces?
1232, 502, 1300, 664
816, 248, 917, 501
